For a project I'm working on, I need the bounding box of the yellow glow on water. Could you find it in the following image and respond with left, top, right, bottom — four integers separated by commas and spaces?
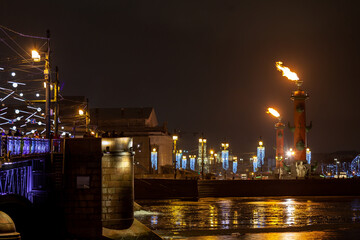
233, 211, 238, 225
238, 231, 332, 240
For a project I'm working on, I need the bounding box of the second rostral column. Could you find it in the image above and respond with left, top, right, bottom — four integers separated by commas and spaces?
290, 81, 311, 162
276, 62, 312, 164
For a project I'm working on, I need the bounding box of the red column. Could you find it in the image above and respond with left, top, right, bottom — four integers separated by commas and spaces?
291, 90, 308, 161
275, 122, 285, 167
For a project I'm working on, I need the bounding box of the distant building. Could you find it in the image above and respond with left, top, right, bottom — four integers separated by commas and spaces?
90, 107, 172, 175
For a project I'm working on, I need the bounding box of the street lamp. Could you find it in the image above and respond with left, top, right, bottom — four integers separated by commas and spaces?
172, 135, 178, 179
32, 50, 41, 62
31, 31, 51, 139
221, 142, 229, 179
199, 137, 207, 179
209, 149, 215, 173
78, 108, 90, 134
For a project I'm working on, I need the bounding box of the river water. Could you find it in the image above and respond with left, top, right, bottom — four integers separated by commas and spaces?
135, 196, 360, 239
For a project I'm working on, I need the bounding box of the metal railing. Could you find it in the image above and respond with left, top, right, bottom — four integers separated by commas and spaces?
1, 136, 50, 157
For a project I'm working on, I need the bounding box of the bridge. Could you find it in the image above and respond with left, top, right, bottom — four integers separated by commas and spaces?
0, 136, 68, 239
351, 155, 360, 176
0, 137, 139, 240
0, 136, 55, 204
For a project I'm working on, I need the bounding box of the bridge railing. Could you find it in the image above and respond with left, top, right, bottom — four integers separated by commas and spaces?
1, 136, 50, 157
51, 138, 64, 153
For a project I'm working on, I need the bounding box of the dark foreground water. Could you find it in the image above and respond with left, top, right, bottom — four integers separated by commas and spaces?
136, 196, 360, 240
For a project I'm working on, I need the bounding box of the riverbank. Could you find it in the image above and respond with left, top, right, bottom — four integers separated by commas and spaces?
135, 178, 360, 200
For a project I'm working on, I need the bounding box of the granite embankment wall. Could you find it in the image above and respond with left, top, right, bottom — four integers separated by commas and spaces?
135, 179, 360, 200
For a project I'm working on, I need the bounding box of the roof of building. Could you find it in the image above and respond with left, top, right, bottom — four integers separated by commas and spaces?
90, 107, 154, 120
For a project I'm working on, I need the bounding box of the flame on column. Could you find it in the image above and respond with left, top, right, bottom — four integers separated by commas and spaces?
276, 61, 299, 81
267, 107, 280, 118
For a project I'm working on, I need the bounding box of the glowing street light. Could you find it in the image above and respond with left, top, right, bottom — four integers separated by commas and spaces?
221, 142, 229, 150
199, 137, 207, 179
172, 134, 178, 179
78, 109, 90, 134
32, 50, 41, 62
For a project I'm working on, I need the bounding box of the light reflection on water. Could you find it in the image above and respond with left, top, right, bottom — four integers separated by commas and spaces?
136, 196, 360, 239
184, 231, 329, 240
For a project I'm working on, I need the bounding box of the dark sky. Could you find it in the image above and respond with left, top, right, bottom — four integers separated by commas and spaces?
1, 0, 360, 155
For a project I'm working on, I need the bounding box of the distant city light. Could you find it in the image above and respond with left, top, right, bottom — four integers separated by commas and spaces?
12, 83, 18, 88
38, 121, 42, 125
12, 126, 16, 130
11, 72, 16, 77
36, 93, 40, 97
19, 93, 23, 97
37, 107, 41, 112
15, 109, 19, 114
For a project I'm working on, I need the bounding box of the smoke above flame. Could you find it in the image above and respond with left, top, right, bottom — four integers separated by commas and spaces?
276, 61, 299, 81
267, 107, 280, 118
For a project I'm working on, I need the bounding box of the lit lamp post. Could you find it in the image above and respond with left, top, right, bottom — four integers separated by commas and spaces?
306, 148, 311, 165
32, 42, 51, 139
286, 148, 295, 163
257, 140, 265, 176
199, 137, 207, 179
221, 142, 229, 179
209, 149, 214, 172
189, 155, 196, 171
172, 135, 178, 179
214, 153, 218, 175
78, 109, 90, 133
267, 107, 285, 172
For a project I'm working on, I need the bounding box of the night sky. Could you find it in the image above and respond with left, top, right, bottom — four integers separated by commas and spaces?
1, 0, 360, 155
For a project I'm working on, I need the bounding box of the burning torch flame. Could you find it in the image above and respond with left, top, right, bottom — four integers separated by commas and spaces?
276, 61, 299, 81
267, 107, 280, 118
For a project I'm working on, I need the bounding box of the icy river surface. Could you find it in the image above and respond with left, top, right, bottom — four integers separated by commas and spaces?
136, 196, 360, 239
